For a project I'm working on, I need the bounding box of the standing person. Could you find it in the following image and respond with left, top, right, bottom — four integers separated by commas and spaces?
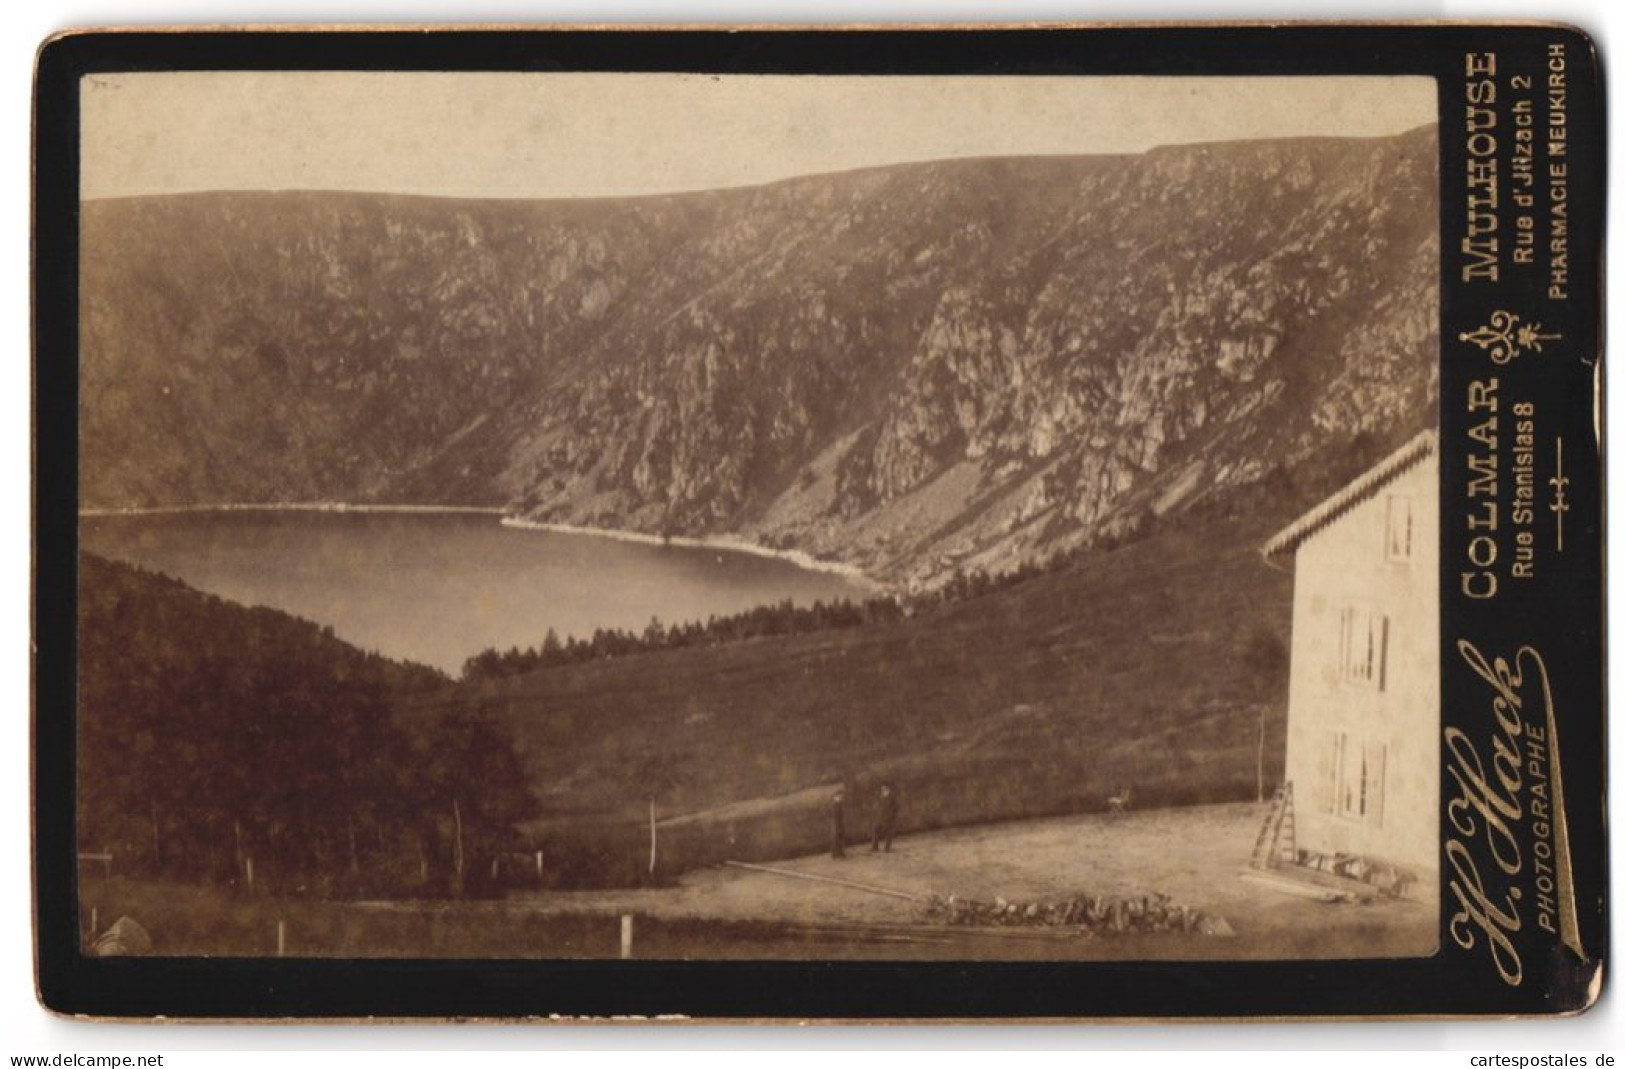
829, 788, 847, 859
871, 782, 898, 853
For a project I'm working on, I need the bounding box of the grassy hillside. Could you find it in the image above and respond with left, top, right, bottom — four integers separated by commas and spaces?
408, 435, 1401, 880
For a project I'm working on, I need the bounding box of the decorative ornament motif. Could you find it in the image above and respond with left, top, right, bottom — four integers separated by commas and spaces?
1551, 437, 1569, 553
1458, 310, 1561, 364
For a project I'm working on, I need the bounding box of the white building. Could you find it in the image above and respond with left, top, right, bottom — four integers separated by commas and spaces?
1261, 431, 1438, 891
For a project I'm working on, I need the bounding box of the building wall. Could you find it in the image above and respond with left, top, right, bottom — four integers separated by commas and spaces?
1282, 457, 1438, 877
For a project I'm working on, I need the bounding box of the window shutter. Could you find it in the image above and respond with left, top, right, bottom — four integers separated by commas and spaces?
1319, 733, 1340, 815
1378, 615, 1390, 691
1366, 741, 1387, 827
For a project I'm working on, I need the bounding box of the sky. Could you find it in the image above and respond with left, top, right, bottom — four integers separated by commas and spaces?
81, 72, 1437, 200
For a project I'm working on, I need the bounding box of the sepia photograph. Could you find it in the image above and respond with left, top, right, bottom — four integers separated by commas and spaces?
70, 68, 1446, 966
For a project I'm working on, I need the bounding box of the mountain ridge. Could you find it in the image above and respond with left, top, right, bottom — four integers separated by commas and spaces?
80, 125, 1439, 583
81, 122, 1435, 206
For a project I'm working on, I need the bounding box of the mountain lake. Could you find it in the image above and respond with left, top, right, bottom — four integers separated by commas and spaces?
79, 510, 871, 674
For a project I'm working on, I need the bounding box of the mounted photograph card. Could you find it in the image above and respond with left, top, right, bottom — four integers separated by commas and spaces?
32, 24, 1605, 1020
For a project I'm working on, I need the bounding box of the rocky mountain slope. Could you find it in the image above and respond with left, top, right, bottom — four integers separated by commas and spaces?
80, 126, 1438, 583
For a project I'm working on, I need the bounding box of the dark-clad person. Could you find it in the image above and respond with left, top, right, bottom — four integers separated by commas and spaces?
829, 787, 847, 859
871, 782, 898, 853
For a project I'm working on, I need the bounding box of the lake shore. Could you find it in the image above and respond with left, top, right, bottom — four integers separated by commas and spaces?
79, 501, 884, 590
500, 516, 882, 590
79, 502, 507, 517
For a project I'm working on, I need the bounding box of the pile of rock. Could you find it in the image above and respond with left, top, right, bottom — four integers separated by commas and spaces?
89, 915, 153, 956
919, 892, 1233, 936
1293, 849, 1418, 897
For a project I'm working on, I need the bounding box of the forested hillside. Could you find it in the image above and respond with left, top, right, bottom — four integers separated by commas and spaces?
77, 553, 531, 898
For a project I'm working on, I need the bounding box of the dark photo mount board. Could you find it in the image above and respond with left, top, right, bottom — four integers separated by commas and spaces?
33, 24, 1605, 1020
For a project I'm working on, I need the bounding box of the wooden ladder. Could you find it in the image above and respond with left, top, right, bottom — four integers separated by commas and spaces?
1249, 783, 1296, 870
1276, 782, 1296, 866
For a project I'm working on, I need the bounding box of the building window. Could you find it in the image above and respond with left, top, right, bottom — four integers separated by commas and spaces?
1385, 494, 1414, 563
1326, 733, 1386, 825
1339, 606, 1389, 689
1318, 733, 1343, 815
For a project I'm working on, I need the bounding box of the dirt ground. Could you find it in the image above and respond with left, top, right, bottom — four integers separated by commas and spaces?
84, 802, 1437, 960
512, 801, 1438, 960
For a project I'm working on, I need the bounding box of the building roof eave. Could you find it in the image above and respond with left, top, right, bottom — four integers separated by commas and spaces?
1260, 430, 1438, 560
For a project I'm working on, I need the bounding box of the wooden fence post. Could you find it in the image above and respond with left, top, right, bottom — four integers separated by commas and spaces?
1256, 709, 1267, 803
648, 799, 658, 876
452, 798, 465, 898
